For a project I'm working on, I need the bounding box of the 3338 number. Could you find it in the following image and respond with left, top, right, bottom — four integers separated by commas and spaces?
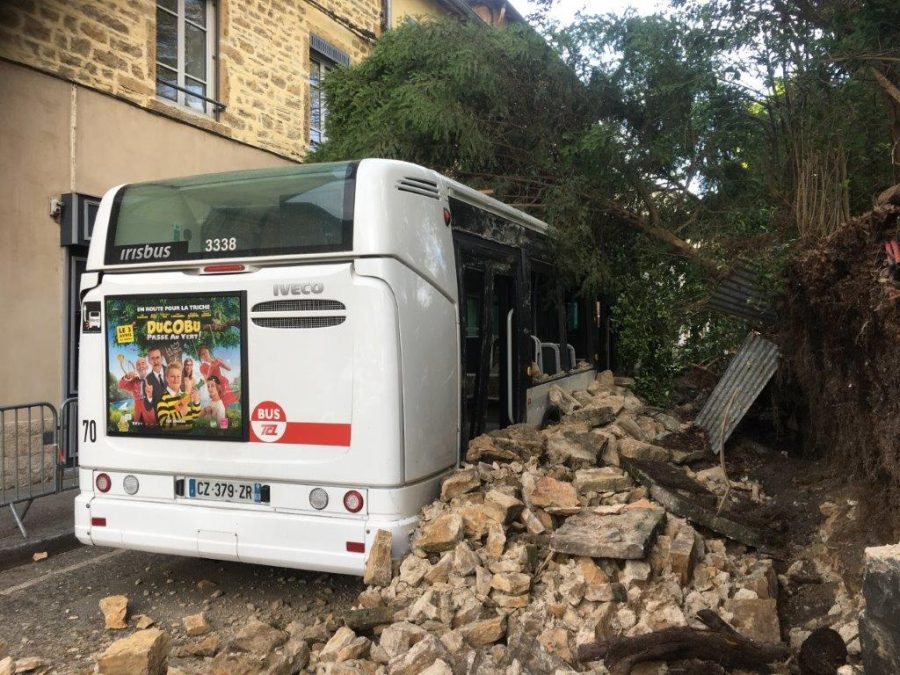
204, 237, 237, 252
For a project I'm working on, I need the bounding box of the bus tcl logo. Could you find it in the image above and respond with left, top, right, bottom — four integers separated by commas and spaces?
273, 283, 324, 296
251, 401, 287, 443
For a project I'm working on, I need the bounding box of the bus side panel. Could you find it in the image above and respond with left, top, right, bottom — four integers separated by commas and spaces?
356, 258, 459, 484
354, 160, 458, 302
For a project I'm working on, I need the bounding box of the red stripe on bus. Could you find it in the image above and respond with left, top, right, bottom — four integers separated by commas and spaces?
251, 422, 352, 446
282, 422, 351, 446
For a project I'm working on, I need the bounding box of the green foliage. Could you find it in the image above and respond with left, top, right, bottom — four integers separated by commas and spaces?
311, 6, 897, 401
313, 18, 591, 207
610, 246, 746, 405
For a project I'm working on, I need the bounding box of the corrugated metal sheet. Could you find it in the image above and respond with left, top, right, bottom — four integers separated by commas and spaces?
708, 263, 777, 324
695, 332, 780, 451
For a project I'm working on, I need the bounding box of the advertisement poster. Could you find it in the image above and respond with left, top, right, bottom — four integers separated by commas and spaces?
105, 293, 246, 440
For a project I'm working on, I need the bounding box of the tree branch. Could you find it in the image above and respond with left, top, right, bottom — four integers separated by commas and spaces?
871, 67, 900, 107
605, 202, 724, 277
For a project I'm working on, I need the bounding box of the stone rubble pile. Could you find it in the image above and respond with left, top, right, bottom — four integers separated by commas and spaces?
79, 370, 866, 675
328, 371, 806, 674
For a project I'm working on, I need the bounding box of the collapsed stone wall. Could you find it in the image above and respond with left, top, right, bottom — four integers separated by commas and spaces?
338, 373, 861, 674
780, 193, 900, 534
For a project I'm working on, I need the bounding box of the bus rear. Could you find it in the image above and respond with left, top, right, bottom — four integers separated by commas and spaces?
75, 160, 460, 574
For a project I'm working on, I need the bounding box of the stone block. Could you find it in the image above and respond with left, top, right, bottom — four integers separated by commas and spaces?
440, 469, 480, 501
525, 475, 580, 512
459, 615, 506, 647
415, 513, 463, 553
228, 618, 287, 653
99, 595, 128, 630
490, 572, 530, 595
379, 622, 428, 660
182, 612, 210, 637
860, 543, 900, 675
574, 467, 632, 493
725, 598, 781, 644
386, 634, 448, 675
96, 628, 170, 675
669, 524, 699, 585
399, 555, 430, 586
485, 489, 524, 524
550, 508, 666, 559
548, 385, 581, 415
453, 541, 480, 576
364, 529, 393, 587
617, 437, 670, 462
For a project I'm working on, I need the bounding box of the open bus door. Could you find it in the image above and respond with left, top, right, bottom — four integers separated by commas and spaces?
455, 238, 530, 448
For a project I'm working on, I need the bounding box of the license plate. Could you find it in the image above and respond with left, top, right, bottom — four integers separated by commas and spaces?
186, 478, 269, 504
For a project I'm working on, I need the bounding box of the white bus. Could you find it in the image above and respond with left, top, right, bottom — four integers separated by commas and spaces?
75, 159, 603, 574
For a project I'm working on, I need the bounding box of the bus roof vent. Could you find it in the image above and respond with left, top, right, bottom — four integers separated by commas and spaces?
252, 299, 346, 312
397, 177, 440, 200
252, 316, 346, 329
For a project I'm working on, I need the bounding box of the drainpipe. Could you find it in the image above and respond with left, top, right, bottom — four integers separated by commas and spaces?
382, 0, 392, 32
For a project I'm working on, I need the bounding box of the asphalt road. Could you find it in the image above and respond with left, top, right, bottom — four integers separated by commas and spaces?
0, 544, 363, 674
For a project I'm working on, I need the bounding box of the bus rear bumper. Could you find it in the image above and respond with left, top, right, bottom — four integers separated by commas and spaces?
74, 492, 418, 576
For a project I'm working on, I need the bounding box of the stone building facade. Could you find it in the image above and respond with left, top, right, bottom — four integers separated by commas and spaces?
0, 0, 524, 412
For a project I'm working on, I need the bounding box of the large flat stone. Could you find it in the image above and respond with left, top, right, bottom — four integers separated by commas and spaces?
550, 508, 666, 559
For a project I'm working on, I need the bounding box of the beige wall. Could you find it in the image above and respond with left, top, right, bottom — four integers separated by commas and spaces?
391, 0, 451, 26
0, 61, 71, 407
73, 86, 292, 196
0, 61, 294, 406
0, 0, 381, 162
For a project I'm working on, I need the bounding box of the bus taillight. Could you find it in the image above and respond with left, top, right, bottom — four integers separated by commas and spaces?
343, 490, 364, 513
95, 473, 111, 493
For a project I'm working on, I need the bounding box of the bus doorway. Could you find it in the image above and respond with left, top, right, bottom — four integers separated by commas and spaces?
460, 262, 520, 442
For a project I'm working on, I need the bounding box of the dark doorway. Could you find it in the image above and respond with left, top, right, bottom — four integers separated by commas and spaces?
459, 257, 521, 442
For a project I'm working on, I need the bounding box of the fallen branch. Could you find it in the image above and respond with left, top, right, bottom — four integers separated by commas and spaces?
621, 458, 781, 555
577, 610, 789, 674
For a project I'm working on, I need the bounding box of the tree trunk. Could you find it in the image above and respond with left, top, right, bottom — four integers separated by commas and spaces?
577, 609, 789, 673
871, 67, 900, 166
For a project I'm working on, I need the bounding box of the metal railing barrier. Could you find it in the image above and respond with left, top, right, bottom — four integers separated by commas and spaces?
59, 397, 80, 493
1, 400, 79, 538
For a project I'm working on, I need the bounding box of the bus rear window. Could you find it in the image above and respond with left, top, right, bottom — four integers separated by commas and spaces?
105, 162, 356, 265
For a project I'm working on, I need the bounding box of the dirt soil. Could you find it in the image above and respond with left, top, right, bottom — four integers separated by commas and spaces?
714, 428, 884, 644
780, 200, 900, 537
0, 547, 361, 674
